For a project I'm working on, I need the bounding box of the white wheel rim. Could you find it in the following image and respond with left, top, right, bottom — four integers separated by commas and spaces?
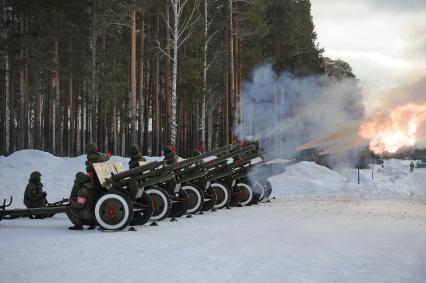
95, 194, 130, 230
183, 185, 202, 213
237, 183, 253, 206
147, 189, 169, 220
254, 181, 265, 200
212, 183, 229, 208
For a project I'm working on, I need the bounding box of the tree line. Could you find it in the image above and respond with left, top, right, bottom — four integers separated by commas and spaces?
0, 0, 351, 157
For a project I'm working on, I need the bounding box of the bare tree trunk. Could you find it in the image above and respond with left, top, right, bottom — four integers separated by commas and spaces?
201, 0, 208, 147
54, 36, 61, 155
69, 74, 74, 155
34, 69, 41, 149
90, 2, 97, 143
153, 13, 160, 154
112, 95, 117, 155
76, 90, 81, 155
130, 9, 137, 145
138, 13, 145, 148
170, 1, 179, 145
19, 11, 26, 150
4, 39, 9, 153
228, 0, 234, 145
165, 0, 171, 144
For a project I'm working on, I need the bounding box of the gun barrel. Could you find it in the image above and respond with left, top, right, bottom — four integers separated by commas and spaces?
165, 144, 237, 171
112, 160, 164, 181
204, 145, 255, 169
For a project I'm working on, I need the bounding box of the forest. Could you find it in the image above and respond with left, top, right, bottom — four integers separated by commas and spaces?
0, 0, 354, 157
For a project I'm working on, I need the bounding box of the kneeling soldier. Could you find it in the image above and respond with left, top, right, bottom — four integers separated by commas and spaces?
66, 172, 97, 230
24, 171, 48, 209
85, 142, 111, 177
128, 144, 146, 169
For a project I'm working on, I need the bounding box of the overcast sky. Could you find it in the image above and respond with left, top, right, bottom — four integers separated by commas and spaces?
310, 0, 426, 109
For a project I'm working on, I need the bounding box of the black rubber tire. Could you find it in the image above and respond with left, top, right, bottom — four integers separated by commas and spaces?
237, 182, 253, 206
130, 191, 154, 226
211, 181, 231, 209
182, 183, 204, 214
146, 187, 172, 221
260, 180, 273, 202
94, 191, 133, 231
229, 185, 242, 207
201, 186, 217, 211
169, 189, 189, 218
251, 180, 265, 205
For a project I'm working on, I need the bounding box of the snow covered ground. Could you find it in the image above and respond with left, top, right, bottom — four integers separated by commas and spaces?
1, 150, 425, 283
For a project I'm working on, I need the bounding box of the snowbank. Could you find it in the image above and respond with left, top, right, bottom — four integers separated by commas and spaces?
1, 150, 425, 209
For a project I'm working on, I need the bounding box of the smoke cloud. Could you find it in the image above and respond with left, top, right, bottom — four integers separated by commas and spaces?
235, 64, 365, 164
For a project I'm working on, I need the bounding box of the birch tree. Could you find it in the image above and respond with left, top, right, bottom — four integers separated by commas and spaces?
158, 0, 199, 145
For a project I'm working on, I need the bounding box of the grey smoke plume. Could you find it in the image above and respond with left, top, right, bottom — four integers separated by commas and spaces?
235, 64, 365, 162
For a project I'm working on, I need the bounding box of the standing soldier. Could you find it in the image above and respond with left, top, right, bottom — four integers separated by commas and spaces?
164, 145, 178, 165
85, 142, 111, 177
66, 172, 97, 230
410, 161, 415, 172
128, 144, 146, 169
24, 171, 48, 209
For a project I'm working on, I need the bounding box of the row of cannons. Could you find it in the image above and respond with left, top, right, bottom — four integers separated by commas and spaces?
0, 143, 287, 231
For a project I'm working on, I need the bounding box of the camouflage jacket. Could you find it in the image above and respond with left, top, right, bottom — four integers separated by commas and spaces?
24, 183, 47, 208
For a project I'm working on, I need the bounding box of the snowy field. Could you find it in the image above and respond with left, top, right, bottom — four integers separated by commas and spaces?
1, 150, 425, 283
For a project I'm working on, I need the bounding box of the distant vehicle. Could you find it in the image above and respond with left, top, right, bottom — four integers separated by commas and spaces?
416, 158, 426, 168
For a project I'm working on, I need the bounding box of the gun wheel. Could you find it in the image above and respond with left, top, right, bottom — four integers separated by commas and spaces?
169, 189, 189, 218
229, 185, 242, 207
251, 180, 265, 204
260, 181, 272, 202
131, 191, 154, 226
94, 191, 133, 231
211, 181, 230, 209
237, 182, 253, 206
182, 183, 204, 214
146, 187, 172, 221
202, 187, 217, 211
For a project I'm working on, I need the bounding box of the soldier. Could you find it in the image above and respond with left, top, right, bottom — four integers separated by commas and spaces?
410, 161, 415, 172
66, 172, 97, 230
164, 145, 178, 165
24, 171, 48, 209
85, 142, 111, 177
128, 144, 146, 169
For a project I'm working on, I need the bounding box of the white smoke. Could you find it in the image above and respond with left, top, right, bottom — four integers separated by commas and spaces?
236, 64, 365, 165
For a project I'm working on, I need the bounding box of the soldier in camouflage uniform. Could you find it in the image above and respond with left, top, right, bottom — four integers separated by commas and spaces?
128, 144, 146, 169
85, 142, 111, 177
24, 171, 48, 209
66, 172, 98, 230
164, 145, 178, 165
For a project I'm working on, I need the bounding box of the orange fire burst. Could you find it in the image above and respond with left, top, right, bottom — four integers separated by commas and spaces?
358, 104, 426, 155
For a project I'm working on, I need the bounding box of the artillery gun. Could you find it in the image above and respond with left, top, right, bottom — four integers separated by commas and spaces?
142, 144, 239, 220
0, 160, 168, 231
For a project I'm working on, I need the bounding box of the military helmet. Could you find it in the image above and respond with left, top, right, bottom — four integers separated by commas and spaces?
86, 142, 99, 154
75, 172, 91, 184
30, 171, 42, 177
129, 144, 140, 155
29, 171, 41, 183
